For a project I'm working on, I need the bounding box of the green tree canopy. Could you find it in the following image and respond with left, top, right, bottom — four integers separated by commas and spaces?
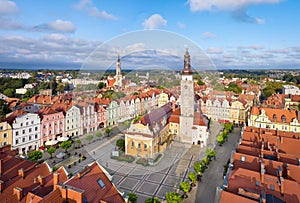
166, 192, 182, 203
116, 139, 125, 151
27, 150, 43, 162
105, 128, 112, 137
188, 172, 197, 184
60, 140, 72, 152
127, 193, 137, 203
86, 135, 94, 144
145, 197, 161, 203
205, 148, 216, 159
47, 147, 56, 159
0, 99, 11, 119
180, 181, 191, 194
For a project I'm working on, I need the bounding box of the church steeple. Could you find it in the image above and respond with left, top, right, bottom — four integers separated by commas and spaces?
116, 54, 121, 76
183, 48, 192, 75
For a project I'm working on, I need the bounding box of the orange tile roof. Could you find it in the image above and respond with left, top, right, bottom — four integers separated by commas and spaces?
65, 162, 125, 203
220, 190, 257, 203
250, 106, 259, 115
0, 110, 27, 125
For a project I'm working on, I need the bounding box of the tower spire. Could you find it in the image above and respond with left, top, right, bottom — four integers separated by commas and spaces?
183, 48, 192, 75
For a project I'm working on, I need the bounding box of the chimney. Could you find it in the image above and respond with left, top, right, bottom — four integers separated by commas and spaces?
0, 180, 4, 193
286, 166, 290, 178
18, 168, 25, 179
13, 187, 23, 201
280, 177, 284, 195
0, 159, 3, 175
260, 162, 265, 183
53, 173, 59, 190
37, 175, 44, 187
172, 100, 176, 111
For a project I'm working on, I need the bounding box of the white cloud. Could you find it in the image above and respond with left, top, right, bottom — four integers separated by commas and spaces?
48, 20, 76, 33
201, 32, 217, 39
188, 0, 281, 12
0, 0, 19, 15
142, 14, 167, 29
206, 47, 223, 54
238, 45, 264, 50
74, 0, 117, 20
177, 22, 186, 29
88, 7, 117, 20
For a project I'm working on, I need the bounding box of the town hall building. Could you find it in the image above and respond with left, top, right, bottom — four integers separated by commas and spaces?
125, 49, 209, 158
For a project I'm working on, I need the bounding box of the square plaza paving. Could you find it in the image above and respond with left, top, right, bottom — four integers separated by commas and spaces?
57, 122, 224, 203
87, 140, 205, 203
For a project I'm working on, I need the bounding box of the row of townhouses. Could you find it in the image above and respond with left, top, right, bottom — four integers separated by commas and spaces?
0, 88, 168, 155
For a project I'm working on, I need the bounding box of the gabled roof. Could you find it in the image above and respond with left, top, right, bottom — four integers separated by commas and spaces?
0, 109, 27, 125
65, 162, 125, 203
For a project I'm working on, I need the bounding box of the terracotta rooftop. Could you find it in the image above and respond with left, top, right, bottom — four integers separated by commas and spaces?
220, 190, 257, 203
0, 110, 27, 125
65, 162, 125, 203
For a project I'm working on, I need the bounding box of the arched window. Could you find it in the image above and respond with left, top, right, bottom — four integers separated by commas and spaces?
273, 114, 277, 122
281, 115, 286, 123
131, 141, 134, 147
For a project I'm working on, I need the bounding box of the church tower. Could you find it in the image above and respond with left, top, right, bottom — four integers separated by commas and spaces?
179, 48, 194, 143
115, 55, 123, 87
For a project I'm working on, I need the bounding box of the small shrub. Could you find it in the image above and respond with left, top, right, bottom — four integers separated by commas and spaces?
52, 166, 59, 172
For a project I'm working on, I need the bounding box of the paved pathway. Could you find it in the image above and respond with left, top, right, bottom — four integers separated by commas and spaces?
191, 127, 241, 203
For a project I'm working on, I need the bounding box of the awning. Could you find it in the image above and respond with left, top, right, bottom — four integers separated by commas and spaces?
45, 140, 58, 146
57, 136, 69, 142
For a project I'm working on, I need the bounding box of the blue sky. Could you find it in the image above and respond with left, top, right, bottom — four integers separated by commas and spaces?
0, 0, 299, 69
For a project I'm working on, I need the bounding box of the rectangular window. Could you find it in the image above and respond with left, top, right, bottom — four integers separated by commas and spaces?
15, 139, 19, 144
22, 138, 25, 142
29, 128, 32, 133
3, 133, 7, 138
22, 130, 25, 134
16, 131, 19, 136
35, 127, 38, 131
29, 136, 31, 140
35, 134, 38, 139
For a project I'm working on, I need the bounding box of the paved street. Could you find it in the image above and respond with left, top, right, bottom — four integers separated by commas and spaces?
193, 127, 242, 203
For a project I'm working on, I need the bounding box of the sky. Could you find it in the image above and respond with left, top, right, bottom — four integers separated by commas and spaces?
0, 0, 300, 70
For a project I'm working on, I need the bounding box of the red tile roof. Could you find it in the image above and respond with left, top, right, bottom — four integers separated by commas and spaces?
65, 162, 125, 203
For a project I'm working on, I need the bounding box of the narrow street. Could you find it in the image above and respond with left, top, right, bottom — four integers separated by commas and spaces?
194, 127, 241, 203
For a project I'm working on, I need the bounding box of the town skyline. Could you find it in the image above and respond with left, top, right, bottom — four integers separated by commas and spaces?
0, 0, 300, 69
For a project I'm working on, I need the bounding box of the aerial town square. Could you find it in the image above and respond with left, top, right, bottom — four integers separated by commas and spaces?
0, 0, 300, 203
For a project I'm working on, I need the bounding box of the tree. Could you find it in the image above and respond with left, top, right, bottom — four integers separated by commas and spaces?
60, 140, 72, 153
217, 135, 225, 145
145, 197, 161, 203
127, 193, 137, 203
205, 148, 216, 160
0, 99, 11, 119
165, 192, 182, 203
97, 82, 106, 89
27, 150, 43, 162
96, 131, 102, 138
86, 135, 94, 144
194, 162, 204, 181
56, 83, 65, 94
105, 128, 112, 137
202, 157, 210, 165
188, 172, 197, 187
4, 88, 14, 97
180, 181, 191, 198
47, 147, 56, 159
116, 139, 125, 151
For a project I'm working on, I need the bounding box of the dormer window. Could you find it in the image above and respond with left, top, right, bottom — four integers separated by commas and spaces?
273, 114, 276, 122
281, 115, 286, 123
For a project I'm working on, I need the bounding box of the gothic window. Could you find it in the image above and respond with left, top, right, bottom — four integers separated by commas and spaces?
281, 115, 286, 122
273, 114, 276, 122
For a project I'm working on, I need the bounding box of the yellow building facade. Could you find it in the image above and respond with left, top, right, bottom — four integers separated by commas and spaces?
230, 100, 249, 126
158, 92, 169, 107
248, 107, 300, 132
0, 121, 13, 147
